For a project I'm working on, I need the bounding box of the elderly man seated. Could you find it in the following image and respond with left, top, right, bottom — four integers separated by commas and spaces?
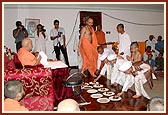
17, 38, 41, 66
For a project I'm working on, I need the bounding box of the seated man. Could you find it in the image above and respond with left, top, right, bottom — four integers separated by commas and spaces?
147, 97, 164, 111
145, 54, 155, 68
4, 80, 28, 111
118, 61, 153, 99
155, 52, 164, 71
57, 99, 80, 112
143, 46, 155, 62
126, 42, 143, 63
17, 38, 41, 66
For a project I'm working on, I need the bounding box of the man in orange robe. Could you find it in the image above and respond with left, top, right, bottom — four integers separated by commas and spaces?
79, 17, 98, 77
4, 80, 29, 111
96, 25, 107, 48
17, 38, 41, 66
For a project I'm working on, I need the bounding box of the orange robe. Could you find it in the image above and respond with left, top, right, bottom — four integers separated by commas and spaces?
4, 98, 28, 111
79, 28, 98, 75
96, 31, 107, 48
17, 48, 37, 66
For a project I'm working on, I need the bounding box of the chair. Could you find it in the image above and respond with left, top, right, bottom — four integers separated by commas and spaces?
62, 72, 84, 96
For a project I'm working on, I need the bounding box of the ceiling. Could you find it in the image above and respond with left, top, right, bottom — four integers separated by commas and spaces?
4, 3, 164, 12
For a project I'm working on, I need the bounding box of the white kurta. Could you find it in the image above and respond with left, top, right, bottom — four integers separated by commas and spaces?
97, 48, 115, 69
73, 30, 82, 69
118, 32, 131, 59
146, 39, 157, 51
34, 31, 47, 53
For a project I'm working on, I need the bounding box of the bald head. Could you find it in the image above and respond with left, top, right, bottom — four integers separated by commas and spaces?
86, 17, 93, 26
22, 38, 33, 51
57, 99, 80, 112
147, 97, 164, 111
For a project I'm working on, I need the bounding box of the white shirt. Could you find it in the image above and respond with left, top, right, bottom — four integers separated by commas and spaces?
50, 27, 65, 46
97, 48, 115, 69
146, 39, 157, 51
34, 31, 48, 53
118, 32, 131, 59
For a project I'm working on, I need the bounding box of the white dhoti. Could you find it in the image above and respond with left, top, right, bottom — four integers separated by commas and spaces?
100, 64, 113, 80
134, 73, 150, 99
121, 74, 134, 92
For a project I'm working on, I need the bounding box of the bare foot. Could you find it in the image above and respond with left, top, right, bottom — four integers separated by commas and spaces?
132, 95, 141, 99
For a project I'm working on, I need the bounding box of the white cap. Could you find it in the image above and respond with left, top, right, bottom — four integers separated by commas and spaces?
99, 53, 109, 61
107, 54, 117, 61
118, 61, 132, 72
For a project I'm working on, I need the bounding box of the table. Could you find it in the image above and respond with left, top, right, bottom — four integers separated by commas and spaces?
52, 67, 73, 106
79, 76, 149, 111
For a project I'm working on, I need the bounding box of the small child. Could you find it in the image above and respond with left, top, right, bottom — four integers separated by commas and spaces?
146, 54, 155, 68
143, 46, 155, 62
4, 80, 28, 111
118, 61, 153, 99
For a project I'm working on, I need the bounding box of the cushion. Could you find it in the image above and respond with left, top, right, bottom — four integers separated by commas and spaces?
4, 53, 16, 71
13, 53, 23, 69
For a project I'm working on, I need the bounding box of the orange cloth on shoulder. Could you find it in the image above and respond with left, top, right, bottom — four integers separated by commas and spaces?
4, 98, 28, 111
17, 48, 37, 66
79, 28, 98, 75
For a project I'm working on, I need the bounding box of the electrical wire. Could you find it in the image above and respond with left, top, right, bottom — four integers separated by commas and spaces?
66, 12, 80, 46
66, 11, 164, 46
102, 13, 164, 26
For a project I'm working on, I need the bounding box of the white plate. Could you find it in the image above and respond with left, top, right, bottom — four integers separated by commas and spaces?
103, 92, 115, 96
109, 96, 122, 101
89, 82, 98, 85
97, 98, 110, 103
98, 88, 109, 92
87, 89, 98, 93
82, 83, 89, 86
82, 85, 93, 90
93, 84, 103, 88
91, 93, 103, 98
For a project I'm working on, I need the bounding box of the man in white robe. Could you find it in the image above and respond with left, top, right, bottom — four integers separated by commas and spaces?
116, 24, 131, 60
94, 52, 113, 82
118, 61, 152, 99
107, 54, 127, 87
97, 45, 115, 70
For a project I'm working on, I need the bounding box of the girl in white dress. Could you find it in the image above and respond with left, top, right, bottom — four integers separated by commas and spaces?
34, 24, 47, 53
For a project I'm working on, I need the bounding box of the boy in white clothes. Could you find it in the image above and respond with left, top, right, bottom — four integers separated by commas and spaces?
116, 23, 131, 60
107, 54, 127, 87
118, 61, 152, 99
94, 52, 113, 82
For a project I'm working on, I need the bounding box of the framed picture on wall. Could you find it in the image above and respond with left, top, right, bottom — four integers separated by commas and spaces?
25, 18, 40, 38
